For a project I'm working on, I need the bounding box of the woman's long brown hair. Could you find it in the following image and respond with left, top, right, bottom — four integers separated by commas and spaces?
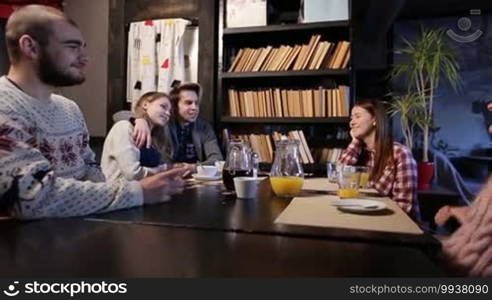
354, 98, 394, 181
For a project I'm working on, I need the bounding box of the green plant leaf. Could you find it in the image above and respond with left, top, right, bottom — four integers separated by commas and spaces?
388, 26, 461, 159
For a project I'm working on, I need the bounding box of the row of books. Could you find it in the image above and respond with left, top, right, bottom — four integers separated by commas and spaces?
230, 134, 274, 163
228, 130, 314, 164
227, 35, 351, 72
227, 86, 350, 118
312, 147, 344, 164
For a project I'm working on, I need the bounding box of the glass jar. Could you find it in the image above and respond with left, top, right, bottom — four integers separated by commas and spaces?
222, 140, 252, 190
269, 139, 304, 197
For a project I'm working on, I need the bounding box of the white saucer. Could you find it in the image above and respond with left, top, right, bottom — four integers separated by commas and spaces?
192, 174, 222, 181
331, 199, 387, 213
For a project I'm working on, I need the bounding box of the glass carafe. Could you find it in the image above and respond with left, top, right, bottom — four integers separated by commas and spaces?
270, 139, 304, 197
222, 140, 253, 190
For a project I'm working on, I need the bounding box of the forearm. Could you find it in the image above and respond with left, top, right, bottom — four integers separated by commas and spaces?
1, 150, 142, 219
84, 163, 106, 182
338, 139, 362, 165
202, 147, 223, 165
201, 131, 224, 164
392, 149, 417, 214
82, 150, 105, 182
442, 204, 492, 277
392, 188, 414, 213
14, 178, 142, 219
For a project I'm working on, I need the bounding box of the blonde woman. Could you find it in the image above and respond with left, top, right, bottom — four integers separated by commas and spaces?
132, 83, 223, 173
102, 92, 173, 182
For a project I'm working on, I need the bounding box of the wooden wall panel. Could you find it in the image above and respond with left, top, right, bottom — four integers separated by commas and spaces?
125, 0, 199, 23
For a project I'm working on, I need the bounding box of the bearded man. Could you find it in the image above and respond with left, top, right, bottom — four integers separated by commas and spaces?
0, 5, 186, 219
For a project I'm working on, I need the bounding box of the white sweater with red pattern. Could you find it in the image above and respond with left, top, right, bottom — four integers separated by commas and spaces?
0, 76, 143, 219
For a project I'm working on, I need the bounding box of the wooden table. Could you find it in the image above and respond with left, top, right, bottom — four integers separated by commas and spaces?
0, 177, 445, 277
0, 219, 443, 277
87, 178, 438, 250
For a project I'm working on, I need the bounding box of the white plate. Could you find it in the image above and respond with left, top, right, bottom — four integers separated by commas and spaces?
192, 174, 222, 181
359, 188, 380, 195
331, 199, 387, 212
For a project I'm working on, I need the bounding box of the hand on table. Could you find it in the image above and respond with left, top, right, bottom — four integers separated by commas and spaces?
434, 205, 470, 226
438, 177, 492, 276
140, 167, 188, 204
173, 162, 196, 177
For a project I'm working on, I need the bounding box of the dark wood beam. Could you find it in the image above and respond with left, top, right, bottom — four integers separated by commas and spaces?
359, 0, 406, 42
399, 0, 492, 19
106, 0, 126, 132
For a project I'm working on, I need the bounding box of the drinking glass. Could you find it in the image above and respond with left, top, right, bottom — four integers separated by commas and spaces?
355, 166, 370, 189
326, 162, 341, 184
337, 165, 360, 198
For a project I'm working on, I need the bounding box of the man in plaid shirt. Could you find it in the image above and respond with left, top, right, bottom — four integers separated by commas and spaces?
338, 99, 418, 218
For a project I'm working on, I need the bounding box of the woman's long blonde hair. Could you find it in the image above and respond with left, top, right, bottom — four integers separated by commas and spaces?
132, 92, 171, 156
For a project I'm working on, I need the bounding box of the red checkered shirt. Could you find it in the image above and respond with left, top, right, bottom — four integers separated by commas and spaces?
338, 139, 418, 215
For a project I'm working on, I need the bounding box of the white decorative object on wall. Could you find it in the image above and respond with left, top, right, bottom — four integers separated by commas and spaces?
156, 19, 190, 93
126, 18, 190, 104
126, 20, 157, 104
226, 0, 266, 28
300, 0, 349, 23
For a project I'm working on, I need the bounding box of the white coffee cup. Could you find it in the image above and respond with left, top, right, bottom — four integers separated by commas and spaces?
196, 165, 218, 177
215, 160, 225, 173
233, 177, 258, 199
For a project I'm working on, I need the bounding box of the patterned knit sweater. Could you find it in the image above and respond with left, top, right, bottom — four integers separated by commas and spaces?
0, 76, 143, 219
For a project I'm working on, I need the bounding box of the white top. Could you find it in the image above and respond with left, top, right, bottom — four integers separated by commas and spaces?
0, 76, 143, 219
101, 120, 161, 182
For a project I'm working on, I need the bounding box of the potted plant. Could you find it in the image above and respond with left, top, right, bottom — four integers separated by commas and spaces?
387, 92, 423, 150
390, 27, 461, 189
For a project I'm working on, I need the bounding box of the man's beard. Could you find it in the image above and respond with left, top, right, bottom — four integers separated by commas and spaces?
37, 50, 85, 87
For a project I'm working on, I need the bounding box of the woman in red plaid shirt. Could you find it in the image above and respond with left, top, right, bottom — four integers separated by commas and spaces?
338, 98, 419, 219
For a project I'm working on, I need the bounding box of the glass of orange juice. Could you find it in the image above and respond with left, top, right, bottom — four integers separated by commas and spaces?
355, 166, 370, 189
338, 165, 360, 198
270, 176, 304, 197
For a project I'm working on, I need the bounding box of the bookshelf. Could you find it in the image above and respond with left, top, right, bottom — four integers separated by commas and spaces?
221, 69, 349, 79
217, 0, 354, 169
221, 117, 350, 124
223, 20, 350, 35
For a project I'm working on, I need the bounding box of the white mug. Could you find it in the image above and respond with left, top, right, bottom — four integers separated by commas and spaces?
196, 165, 218, 177
215, 160, 225, 173
233, 177, 258, 199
